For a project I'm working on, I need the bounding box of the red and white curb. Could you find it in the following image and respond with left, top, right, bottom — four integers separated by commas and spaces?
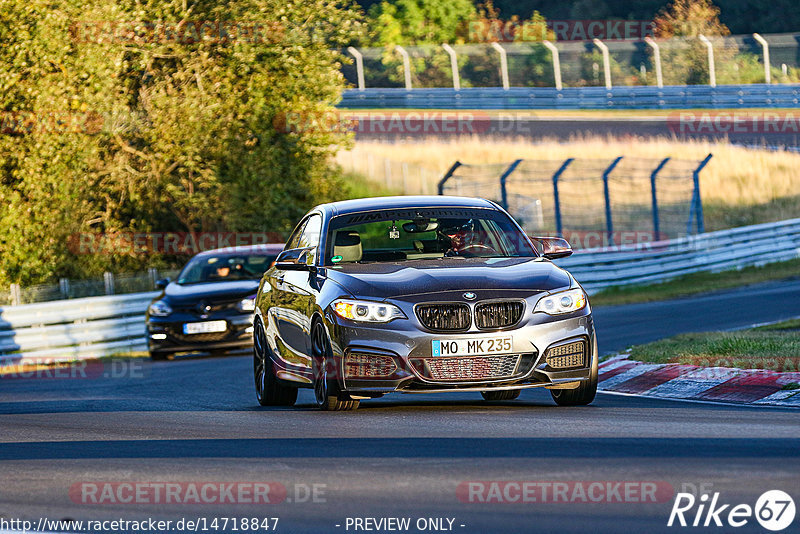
598, 354, 800, 407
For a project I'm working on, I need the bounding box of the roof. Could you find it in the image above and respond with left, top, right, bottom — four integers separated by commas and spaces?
195, 243, 284, 257
320, 195, 498, 217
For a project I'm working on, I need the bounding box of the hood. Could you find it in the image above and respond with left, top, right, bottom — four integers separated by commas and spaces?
323, 257, 572, 299
163, 279, 260, 304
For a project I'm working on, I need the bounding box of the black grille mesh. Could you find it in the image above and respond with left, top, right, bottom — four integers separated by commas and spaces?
416, 303, 471, 331
475, 301, 524, 329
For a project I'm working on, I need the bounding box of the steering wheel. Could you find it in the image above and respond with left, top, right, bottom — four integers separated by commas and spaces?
458, 244, 498, 257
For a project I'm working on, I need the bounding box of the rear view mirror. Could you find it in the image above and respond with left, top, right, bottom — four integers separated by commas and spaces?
402, 220, 439, 233
533, 237, 573, 259
155, 278, 170, 290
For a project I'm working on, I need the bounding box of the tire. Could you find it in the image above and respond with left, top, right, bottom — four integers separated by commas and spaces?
254, 320, 298, 407
311, 323, 359, 411
481, 390, 521, 401
550, 336, 599, 406
149, 351, 172, 361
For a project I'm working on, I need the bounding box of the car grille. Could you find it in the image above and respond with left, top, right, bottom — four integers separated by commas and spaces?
411, 354, 521, 382
475, 301, 524, 329
415, 303, 471, 331
545, 340, 586, 369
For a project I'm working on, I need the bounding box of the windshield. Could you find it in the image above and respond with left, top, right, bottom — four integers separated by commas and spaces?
177, 254, 276, 284
325, 208, 537, 265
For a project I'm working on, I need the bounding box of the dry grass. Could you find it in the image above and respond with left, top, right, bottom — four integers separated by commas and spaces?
339, 136, 800, 230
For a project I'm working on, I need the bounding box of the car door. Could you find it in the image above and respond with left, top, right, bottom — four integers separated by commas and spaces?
266, 214, 322, 374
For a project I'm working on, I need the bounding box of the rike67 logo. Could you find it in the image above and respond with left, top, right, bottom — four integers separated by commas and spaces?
668, 490, 795, 531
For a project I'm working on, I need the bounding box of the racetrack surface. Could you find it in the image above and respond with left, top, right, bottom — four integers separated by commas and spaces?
1, 281, 798, 533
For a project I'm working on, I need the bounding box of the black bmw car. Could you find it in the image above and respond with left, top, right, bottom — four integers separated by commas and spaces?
253, 196, 597, 410
146, 244, 283, 360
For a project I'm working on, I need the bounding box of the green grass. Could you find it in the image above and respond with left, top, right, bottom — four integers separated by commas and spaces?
629, 318, 800, 372
591, 257, 800, 307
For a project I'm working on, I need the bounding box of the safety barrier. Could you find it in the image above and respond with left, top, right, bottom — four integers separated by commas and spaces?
339, 84, 800, 110
1, 218, 798, 365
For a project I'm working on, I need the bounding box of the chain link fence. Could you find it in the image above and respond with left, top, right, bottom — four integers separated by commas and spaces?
0, 268, 181, 306
439, 155, 711, 249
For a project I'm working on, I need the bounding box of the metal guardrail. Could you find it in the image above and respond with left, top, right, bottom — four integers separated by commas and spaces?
556, 217, 800, 293
0, 219, 797, 365
339, 84, 800, 110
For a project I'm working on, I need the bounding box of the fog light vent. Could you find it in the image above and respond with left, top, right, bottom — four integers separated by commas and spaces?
345, 352, 397, 378
545, 340, 586, 370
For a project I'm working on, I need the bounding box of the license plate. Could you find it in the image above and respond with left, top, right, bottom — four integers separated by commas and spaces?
432, 336, 512, 357
183, 320, 227, 335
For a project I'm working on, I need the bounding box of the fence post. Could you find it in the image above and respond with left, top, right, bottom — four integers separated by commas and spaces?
148, 267, 159, 288
692, 154, 713, 234
499, 159, 523, 210
752, 33, 771, 84
551, 158, 574, 237
592, 39, 612, 89
438, 161, 462, 195
104, 272, 115, 295
698, 35, 716, 87
602, 157, 624, 246
10, 283, 21, 306
490, 42, 510, 90
441, 44, 461, 90
650, 158, 670, 240
401, 162, 409, 193
542, 41, 563, 90
394, 46, 413, 90
347, 46, 365, 90
644, 37, 663, 88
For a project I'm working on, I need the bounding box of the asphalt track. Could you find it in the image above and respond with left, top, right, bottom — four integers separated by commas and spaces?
1, 281, 799, 533
353, 115, 800, 148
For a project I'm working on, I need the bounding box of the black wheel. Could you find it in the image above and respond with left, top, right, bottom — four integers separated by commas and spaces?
311, 323, 359, 411
149, 351, 172, 361
254, 320, 298, 407
551, 336, 599, 406
481, 389, 521, 401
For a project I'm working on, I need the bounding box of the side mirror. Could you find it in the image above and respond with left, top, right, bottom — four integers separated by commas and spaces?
274, 247, 317, 271
155, 278, 170, 289
533, 237, 573, 259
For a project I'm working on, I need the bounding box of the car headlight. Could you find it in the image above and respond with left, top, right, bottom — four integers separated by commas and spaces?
148, 300, 173, 317
332, 299, 406, 323
534, 288, 587, 315
237, 296, 256, 312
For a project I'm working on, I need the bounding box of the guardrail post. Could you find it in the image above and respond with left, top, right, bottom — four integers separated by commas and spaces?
592, 38, 612, 89
394, 46, 413, 90
104, 272, 115, 295
543, 41, 563, 90
698, 35, 716, 87
602, 157, 624, 246
551, 158, 574, 237
499, 159, 523, 210
752, 33, 771, 84
691, 154, 713, 234
644, 37, 663, 88
650, 158, 670, 240
59, 278, 70, 299
10, 283, 21, 306
148, 267, 159, 289
490, 42, 510, 90
442, 44, 460, 90
438, 161, 462, 195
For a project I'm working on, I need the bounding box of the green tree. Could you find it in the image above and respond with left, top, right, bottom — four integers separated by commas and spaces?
0, 0, 363, 286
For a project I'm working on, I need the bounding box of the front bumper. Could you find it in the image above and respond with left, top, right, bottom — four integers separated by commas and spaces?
325, 305, 595, 395
146, 313, 254, 354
